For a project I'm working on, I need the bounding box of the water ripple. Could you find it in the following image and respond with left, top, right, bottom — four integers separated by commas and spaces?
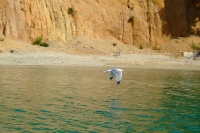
0, 66, 199, 132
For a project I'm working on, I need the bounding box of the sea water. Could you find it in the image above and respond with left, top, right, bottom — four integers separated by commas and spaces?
0, 66, 200, 133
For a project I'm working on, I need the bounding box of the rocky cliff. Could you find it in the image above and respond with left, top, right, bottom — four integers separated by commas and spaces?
0, 0, 199, 47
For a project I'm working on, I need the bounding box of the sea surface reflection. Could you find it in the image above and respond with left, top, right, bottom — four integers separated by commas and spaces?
0, 66, 200, 132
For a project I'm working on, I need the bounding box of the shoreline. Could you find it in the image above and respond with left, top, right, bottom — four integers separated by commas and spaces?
1, 36, 200, 70
0, 52, 199, 70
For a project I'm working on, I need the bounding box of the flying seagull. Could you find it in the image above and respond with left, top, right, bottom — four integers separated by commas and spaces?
104, 68, 123, 85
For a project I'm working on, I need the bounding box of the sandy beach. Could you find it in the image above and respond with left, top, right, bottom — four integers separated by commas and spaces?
0, 37, 200, 70
0, 52, 200, 70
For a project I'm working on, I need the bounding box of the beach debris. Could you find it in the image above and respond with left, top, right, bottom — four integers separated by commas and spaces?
113, 51, 121, 57
183, 52, 198, 59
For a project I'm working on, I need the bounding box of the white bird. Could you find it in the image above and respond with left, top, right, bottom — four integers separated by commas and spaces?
104, 68, 123, 85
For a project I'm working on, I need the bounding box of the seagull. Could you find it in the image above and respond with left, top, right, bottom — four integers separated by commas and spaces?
104, 68, 123, 85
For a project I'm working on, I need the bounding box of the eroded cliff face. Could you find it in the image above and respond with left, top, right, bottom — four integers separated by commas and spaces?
0, 0, 199, 46
0, 0, 76, 43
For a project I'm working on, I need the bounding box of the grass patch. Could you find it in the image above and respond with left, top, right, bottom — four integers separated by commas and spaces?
0, 38, 4, 41
113, 43, 117, 46
139, 45, 143, 49
152, 44, 160, 50
32, 37, 42, 45
130, 7, 134, 10
40, 42, 49, 47
128, 16, 134, 23
68, 7, 77, 16
191, 41, 200, 51
32, 37, 49, 47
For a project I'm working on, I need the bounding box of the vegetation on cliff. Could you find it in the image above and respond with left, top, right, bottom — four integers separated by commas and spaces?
32, 37, 49, 47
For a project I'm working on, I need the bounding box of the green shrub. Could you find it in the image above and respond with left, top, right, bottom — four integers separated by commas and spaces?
113, 43, 117, 46
128, 16, 134, 23
68, 7, 77, 16
32, 37, 49, 47
191, 41, 200, 51
0, 38, 4, 41
139, 45, 143, 49
32, 37, 42, 45
40, 42, 49, 47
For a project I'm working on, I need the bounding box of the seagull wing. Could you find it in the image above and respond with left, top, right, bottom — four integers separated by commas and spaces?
111, 69, 123, 85
110, 71, 115, 80
104, 69, 115, 80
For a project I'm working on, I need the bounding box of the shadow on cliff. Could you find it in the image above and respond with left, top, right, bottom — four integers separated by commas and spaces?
159, 0, 200, 38
187, 0, 200, 35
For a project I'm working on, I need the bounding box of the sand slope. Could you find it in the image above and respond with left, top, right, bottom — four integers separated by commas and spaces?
0, 37, 199, 70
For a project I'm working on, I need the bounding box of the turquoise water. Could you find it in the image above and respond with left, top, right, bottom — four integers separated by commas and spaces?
0, 66, 200, 133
